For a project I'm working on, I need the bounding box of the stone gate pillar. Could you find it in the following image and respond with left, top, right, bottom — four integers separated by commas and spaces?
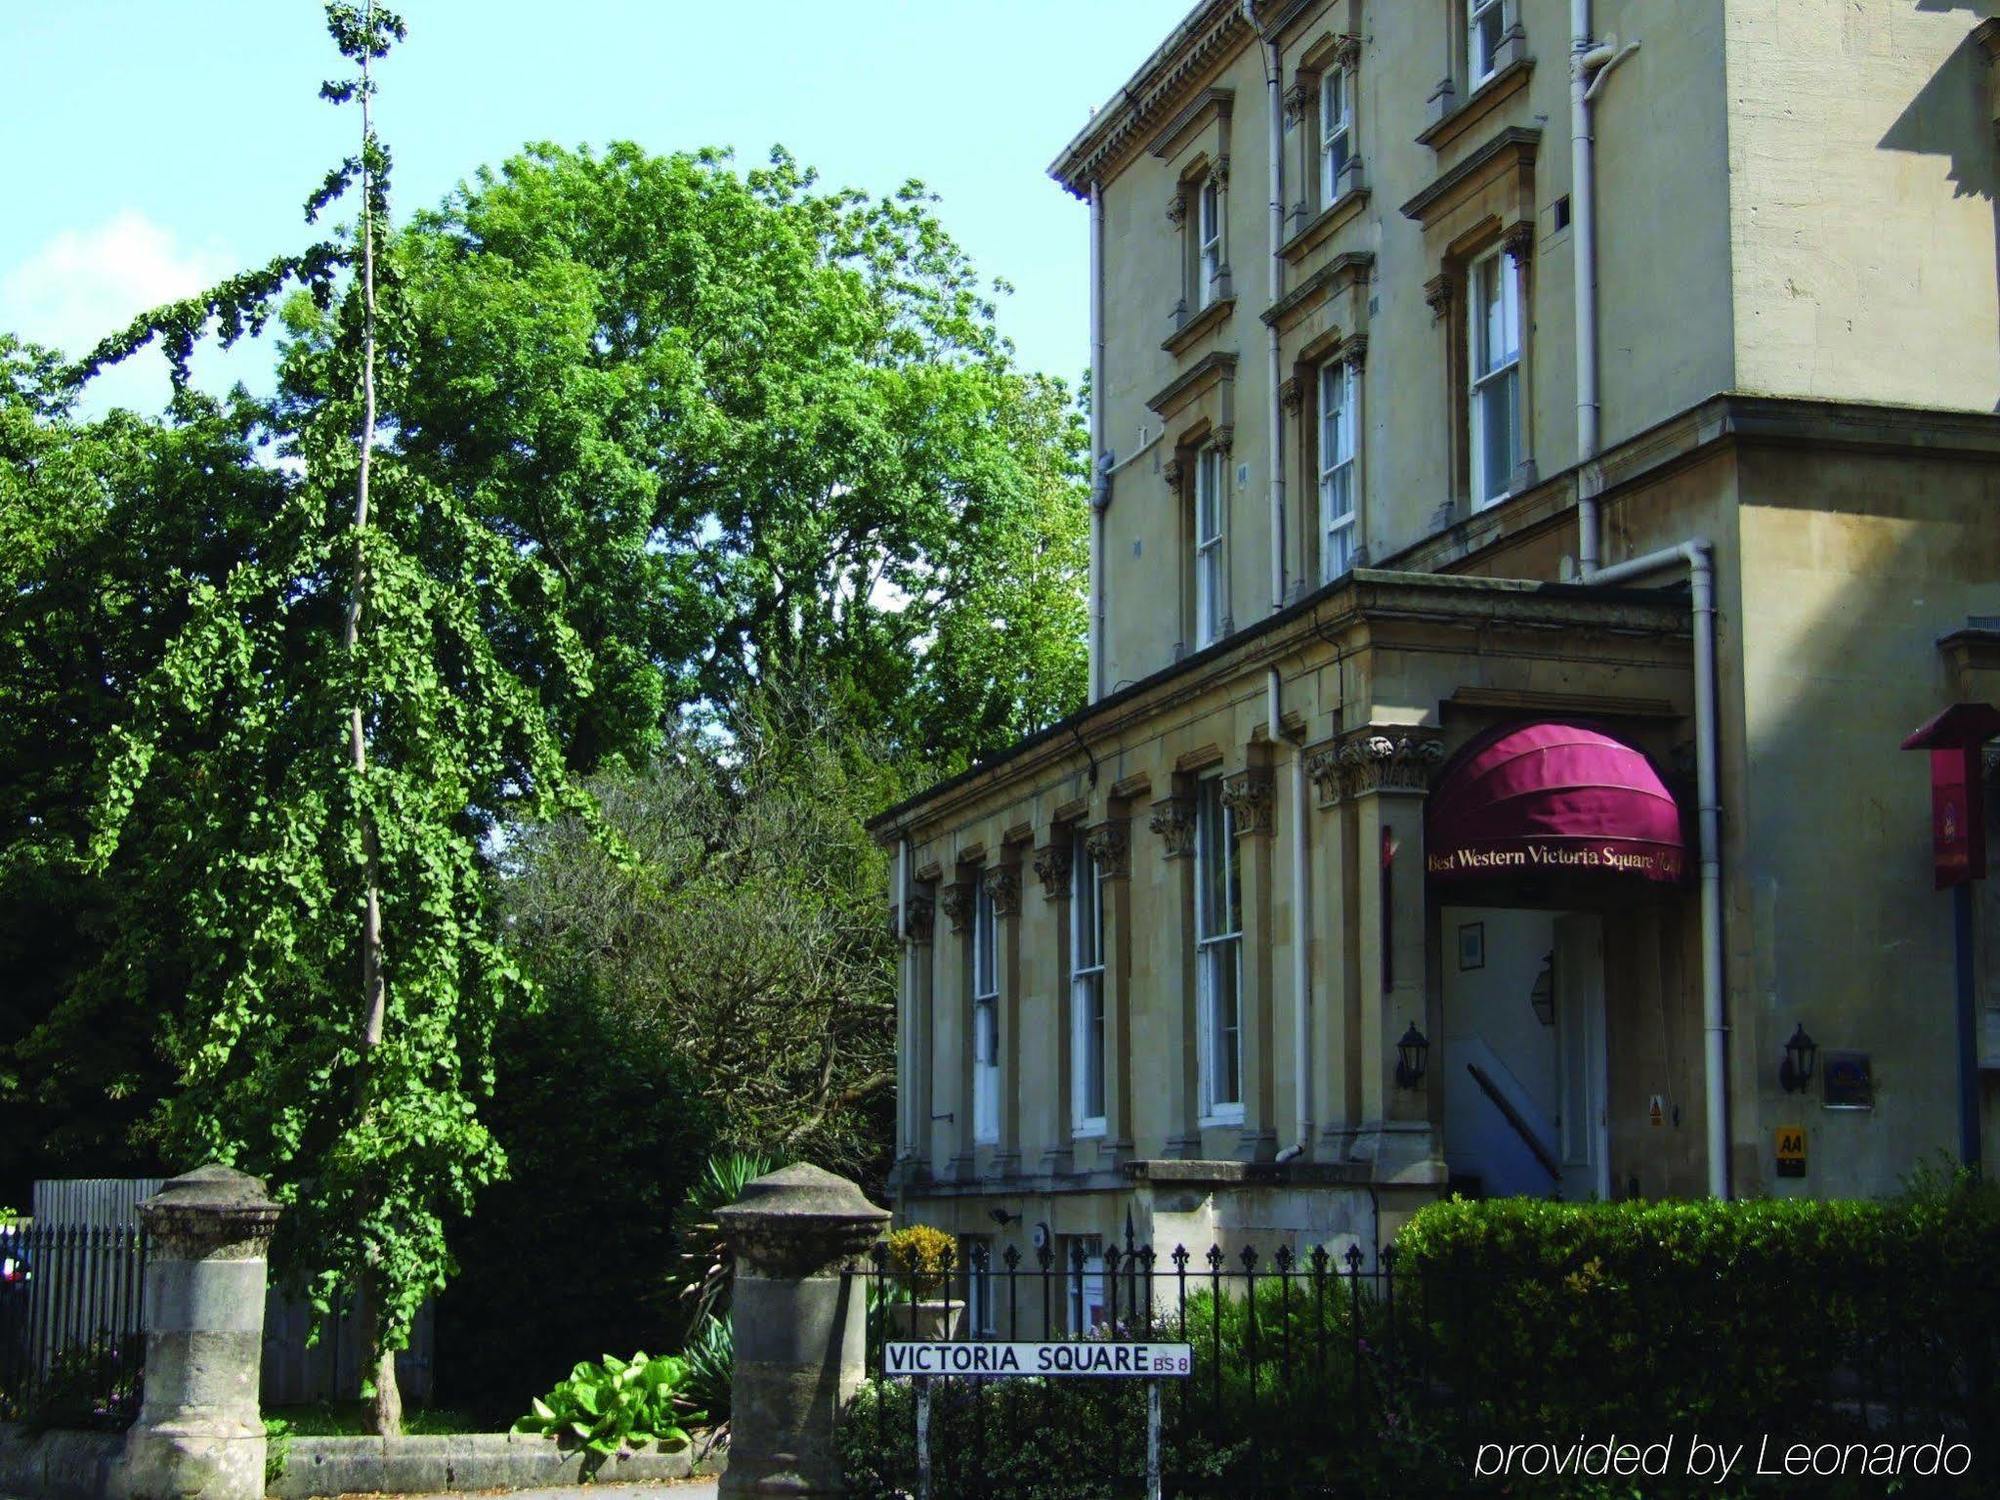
716, 1164, 889, 1498
121, 1165, 280, 1500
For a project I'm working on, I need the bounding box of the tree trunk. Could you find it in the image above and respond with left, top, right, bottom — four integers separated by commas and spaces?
357, 1279, 404, 1436
349, 2, 398, 1439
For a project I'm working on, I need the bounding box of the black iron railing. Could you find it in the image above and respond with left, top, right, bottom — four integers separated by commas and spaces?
838, 1230, 1996, 1499
0, 1221, 147, 1429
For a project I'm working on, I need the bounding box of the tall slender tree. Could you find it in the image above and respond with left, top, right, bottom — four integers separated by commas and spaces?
69, 3, 600, 1433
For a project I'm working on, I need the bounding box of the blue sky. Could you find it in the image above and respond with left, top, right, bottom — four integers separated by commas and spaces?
2, 1, 1182, 414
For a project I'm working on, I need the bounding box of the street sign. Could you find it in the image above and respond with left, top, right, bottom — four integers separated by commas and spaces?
886, 1341, 1193, 1378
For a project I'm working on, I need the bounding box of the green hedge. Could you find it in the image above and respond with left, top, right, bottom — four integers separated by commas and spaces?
1395, 1173, 2000, 1472
837, 1175, 1998, 1498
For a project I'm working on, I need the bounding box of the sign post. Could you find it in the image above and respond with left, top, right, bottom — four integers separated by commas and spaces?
889, 1341, 1193, 1499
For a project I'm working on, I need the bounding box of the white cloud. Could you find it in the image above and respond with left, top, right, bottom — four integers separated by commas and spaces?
1, 210, 236, 359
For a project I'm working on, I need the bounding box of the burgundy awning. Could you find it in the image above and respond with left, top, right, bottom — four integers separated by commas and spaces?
1425, 723, 1686, 886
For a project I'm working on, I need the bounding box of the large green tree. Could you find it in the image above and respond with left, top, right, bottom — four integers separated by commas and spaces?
2, 23, 1087, 1435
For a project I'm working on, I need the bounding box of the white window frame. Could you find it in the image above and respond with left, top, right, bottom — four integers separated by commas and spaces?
1319, 68, 1352, 206
971, 875, 999, 1145
1318, 358, 1357, 582
1194, 777, 1244, 1124
1467, 245, 1522, 510
1070, 829, 1107, 1138
1468, 0, 1508, 88
1196, 177, 1221, 309
1194, 445, 1226, 647
1068, 1236, 1108, 1334
963, 1237, 998, 1335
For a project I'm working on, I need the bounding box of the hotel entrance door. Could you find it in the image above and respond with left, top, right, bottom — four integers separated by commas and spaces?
1442, 906, 1609, 1200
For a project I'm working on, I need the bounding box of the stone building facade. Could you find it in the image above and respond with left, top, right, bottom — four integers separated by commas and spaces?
870, 0, 2000, 1322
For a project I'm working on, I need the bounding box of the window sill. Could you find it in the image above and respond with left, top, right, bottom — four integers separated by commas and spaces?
1279, 189, 1370, 269
1162, 295, 1236, 358
1416, 56, 1533, 155
1071, 1120, 1109, 1141
1198, 1108, 1246, 1129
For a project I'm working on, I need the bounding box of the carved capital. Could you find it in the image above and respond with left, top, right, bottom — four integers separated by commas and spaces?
1341, 730, 1446, 798
1423, 273, 1453, 322
1213, 157, 1231, 190
1283, 80, 1312, 123
1503, 220, 1535, 262
903, 894, 934, 944
1163, 454, 1185, 490
1221, 771, 1275, 836
1149, 795, 1197, 859
1084, 819, 1130, 880
1304, 742, 1346, 806
1307, 730, 1446, 803
1212, 423, 1235, 454
941, 879, 976, 933
985, 865, 1022, 919
1343, 333, 1370, 369
1166, 192, 1187, 228
1332, 33, 1361, 69
1033, 840, 1074, 901
1279, 375, 1304, 414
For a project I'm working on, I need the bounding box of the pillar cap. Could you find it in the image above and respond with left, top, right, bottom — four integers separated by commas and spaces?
715, 1163, 889, 1276
139, 1164, 280, 1255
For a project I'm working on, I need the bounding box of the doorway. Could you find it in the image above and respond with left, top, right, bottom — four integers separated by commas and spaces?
1441, 906, 1608, 1200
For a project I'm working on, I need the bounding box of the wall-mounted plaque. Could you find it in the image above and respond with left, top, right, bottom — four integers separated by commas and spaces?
1822, 1051, 1873, 1110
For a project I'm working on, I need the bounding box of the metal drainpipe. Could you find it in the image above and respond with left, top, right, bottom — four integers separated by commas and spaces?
1588, 541, 1728, 1199
1571, 0, 1603, 573
1088, 179, 1108, 702
1243, 0, 1286, 613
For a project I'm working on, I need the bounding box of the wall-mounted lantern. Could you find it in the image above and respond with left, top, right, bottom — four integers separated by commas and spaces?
1529, 952, 1556, 1027
1395, 1022, 1429, 1090
1778, 1022, 1818, 1095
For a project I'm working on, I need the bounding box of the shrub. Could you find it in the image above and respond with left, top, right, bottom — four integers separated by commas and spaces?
680, 1314, 732, 1425
885, 1224, 956, 1300
514, 1351, 702, 1478
668, 1152, 779, 1328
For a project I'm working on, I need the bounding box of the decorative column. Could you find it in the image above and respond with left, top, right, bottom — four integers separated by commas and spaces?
1033, 835, 1076, 1179
1280, 376, 1307, 592
1283, 80, 1313, 232
1503, 220, 1538, 493
1345, 336, 1371, 567
717, 1165, 890, 1500
1333, 728, 1448, 1184
1223, 769, 1279, 1162
1088, 818, 1136, 1166
1164, 455, 1189, 655
988, 863, 1024, 1179
1305, 741, 1358, 1159
941, 876, 977, 1183
901, 892, 935, 1186
1149, 792, 1203, 1156
122, 1166, 280, 1500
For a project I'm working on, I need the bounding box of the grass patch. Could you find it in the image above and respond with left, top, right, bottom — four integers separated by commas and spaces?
263, 1402, 492, 1436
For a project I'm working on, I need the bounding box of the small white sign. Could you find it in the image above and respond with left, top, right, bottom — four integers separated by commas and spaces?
885, 1341, 1193, 1378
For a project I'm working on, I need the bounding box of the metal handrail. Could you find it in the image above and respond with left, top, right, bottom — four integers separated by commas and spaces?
1465, 1061, 1562, 1182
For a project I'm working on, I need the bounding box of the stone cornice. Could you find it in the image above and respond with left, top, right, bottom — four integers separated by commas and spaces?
1400, 126, 1541, 227
1263, 251, 1373, 333
1146, 349, 1239, 422
1146, 86, 1235, 162
1415, 56, 1534, 156
1049, 0, 1251, 199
